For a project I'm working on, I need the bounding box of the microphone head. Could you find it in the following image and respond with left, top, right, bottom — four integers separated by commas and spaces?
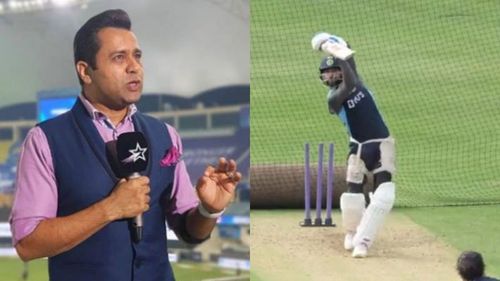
116, 132, 149, 174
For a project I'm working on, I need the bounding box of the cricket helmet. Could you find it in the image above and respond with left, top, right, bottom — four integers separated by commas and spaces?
319, 56, 342, 87
319, 55, 340, 73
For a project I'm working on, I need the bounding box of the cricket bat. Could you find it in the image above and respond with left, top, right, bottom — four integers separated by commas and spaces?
311, 32, 355, 60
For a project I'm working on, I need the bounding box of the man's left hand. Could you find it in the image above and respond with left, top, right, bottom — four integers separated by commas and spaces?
196, 157, 242, 214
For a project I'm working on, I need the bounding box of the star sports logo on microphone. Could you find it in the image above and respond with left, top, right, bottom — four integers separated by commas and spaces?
122, 143, 148, 163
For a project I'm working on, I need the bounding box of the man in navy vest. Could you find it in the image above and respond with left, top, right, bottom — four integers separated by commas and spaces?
9, 9, 241, 281
313, 33, 396, 258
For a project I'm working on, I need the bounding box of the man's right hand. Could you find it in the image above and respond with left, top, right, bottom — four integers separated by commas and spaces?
311, 32, 354, 60
14, 176, 151, 261
103, 176, 151, 221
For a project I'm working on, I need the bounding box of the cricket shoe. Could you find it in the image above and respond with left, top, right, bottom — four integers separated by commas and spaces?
344, 233, 355, 251
352, 243, 368, 258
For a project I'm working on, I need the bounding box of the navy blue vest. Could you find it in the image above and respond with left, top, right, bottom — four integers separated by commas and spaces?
337, 85, 389, 142
39, 99, 176, 281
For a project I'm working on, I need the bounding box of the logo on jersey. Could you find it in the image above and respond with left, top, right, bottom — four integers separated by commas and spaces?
347, 91, 366, 109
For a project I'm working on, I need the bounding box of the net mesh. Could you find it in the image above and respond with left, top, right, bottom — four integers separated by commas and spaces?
250, 0, 500, 207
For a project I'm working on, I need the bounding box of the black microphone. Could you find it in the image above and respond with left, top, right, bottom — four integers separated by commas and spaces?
116, 132, 149, 243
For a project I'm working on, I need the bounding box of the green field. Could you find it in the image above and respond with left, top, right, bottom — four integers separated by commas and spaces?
0, 258, 244, 281
402, 205, 500, 276
251, 0, 500, 207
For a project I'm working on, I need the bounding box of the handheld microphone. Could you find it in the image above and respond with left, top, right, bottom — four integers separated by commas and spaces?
116, 132, 149, 243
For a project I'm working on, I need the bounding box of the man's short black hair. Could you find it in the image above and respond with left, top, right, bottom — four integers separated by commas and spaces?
73, 9, 131, 85
457, 251, 485, 280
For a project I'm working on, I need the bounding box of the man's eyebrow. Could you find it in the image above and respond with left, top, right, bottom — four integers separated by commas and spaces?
109, 48, 142, 56
109, 50, 127, 56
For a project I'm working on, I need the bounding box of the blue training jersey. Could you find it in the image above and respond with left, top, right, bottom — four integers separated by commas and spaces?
329, 85, 389, 142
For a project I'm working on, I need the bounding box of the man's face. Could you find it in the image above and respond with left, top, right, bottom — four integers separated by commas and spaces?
86, 27, 143, 110
321, 67, 342, 88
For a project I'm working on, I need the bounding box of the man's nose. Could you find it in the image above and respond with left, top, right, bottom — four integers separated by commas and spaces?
126, 56, 141, 73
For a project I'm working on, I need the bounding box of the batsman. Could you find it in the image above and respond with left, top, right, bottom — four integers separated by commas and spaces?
312, 33, 396, 258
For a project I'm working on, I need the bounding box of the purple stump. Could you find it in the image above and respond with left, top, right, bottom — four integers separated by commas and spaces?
302, 143, 312, 226
314, 143, 324, 225
325, 143, 334, 225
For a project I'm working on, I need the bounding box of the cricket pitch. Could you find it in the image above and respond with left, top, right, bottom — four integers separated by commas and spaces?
251, 210, 459, 281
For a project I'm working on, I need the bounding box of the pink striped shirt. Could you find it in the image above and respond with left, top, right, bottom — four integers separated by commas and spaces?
9, 96, 199, 245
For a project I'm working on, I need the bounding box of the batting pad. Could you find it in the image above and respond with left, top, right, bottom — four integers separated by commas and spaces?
340, 193, 366, 233
353, 182, 395, 248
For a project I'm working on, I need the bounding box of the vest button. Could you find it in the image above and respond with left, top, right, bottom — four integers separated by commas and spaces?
135, 259, 142, 268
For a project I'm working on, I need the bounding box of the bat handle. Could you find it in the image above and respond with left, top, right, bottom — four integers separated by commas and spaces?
321, 41, 355, 60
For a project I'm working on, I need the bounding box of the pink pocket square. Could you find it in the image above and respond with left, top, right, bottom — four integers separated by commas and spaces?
160, 146, 181, 167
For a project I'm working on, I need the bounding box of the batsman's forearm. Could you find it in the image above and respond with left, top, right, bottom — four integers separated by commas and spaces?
338, 59, 357, 89
15, 199, 114, 261
346, 56, 359, 77
185, 207, 217, 240
328, 59, 359, 114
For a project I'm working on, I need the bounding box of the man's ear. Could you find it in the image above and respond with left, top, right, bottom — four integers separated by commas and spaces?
76, 61, 92, 84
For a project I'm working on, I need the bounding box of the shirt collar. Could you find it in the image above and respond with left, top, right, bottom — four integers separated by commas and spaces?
78, 94, 137, 122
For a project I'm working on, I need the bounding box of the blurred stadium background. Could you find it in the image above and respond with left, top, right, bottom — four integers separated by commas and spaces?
0, 0, 249, 280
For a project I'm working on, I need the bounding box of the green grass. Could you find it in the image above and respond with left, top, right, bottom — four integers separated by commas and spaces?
173, 262, 244, 281
403, 205, 500, 277
250, 0, 500, 207
249, 271, 265, 281
0, 258, 46, 281
0, 258, 241, 281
